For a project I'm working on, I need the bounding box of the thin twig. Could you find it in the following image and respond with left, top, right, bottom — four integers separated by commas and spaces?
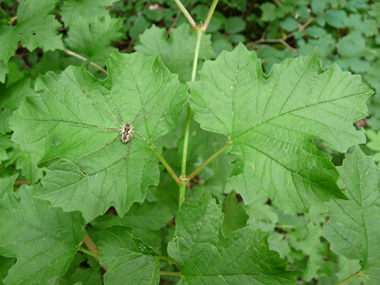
167, 1, 191, 36
64, 49, 108, 75
286, 17, 316, 39
173, 0, 197, 30
250, 17, 316, 54
81, 231, 109, 271
201, 0, 219, 32
14, 180, 30, 185
150, 146, 180, 185
187, 141, 232, 182
336, 271, 362, 285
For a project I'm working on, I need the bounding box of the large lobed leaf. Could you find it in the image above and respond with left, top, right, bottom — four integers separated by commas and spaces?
9, 52, 189, 221
168, 192, 298, 284
189, 43, 373, 213
323, 147, 380, 284
0, 176, 85, 284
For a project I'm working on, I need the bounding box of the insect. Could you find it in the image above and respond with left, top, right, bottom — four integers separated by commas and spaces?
63, 69, 170, 198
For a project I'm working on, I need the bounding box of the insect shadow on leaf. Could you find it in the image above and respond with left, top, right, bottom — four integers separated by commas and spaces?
63, 69, 171, 198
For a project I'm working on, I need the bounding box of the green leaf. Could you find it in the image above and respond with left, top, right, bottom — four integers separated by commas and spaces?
9, 53, 189, 221
244, 195, 278, 232
0, 78, 33, 134
168, 192, 298, 284
0, 256, 15, 285
91, 201, 173, 231
0, 173, 17, 197
98, 226, 160, 284
65, 15, 123, 66
280, 17, 299, 32
61, 0, 116, 27
0, 61, 9, 84
0, 0, 64, 66
325, 10, 349, 28
323, 147, 380, 284
221, 192, 249, 236
224, 17, 246, 34
311, 0, 325, 15
189, 44, 372, 213
7, 143, 44, 184
0, 26, 18, 65
0, 134, 12, 163
306, 26, 327, 38
0, 184, 85, 284
260, 3, 278, 22
60, 268, 102, 285
135, 24, 215, 83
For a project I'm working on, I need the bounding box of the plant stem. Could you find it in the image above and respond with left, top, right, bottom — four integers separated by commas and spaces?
150, 146, 180, 185
158, 256, 180, 268
179, 29, 204, 209
336, 271, 362, 285
77, 246, 98, 258
173, 0, 197, 30
187, 140, 232, 182
190, 30, 203, 82
81, 231, 109, 271
64, 49, 108, 75
202, 0, 219, 32
160, 271, 182, 277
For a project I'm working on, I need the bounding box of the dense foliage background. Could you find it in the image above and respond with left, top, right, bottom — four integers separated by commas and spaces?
0, 0, 379, 284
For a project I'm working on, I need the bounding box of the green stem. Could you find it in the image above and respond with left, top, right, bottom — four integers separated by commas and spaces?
187, 141, 232, 182
173, 0, 197, 30
336, 271, 362, 285
160, 271, 181, 277
202, 0, 219, 32
191, 30, 203, 82
77, 246, 98, 258
150, 146, 180, 185
179, 30, 204, 209
158, 256, 180, 268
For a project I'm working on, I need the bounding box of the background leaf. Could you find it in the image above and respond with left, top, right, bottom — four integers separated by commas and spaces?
168, 192, 298, 284
0, 183, 85, 284
135, 24, 215, 83
98, 226, 160, 285
65, 15, 123, 67
323, 147, 380, 284
221, 191, 248, 236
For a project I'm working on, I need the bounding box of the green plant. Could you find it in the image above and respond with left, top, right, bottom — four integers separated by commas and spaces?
0, 1, 379, 284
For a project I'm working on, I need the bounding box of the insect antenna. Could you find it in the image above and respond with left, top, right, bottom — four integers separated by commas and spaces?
64, 71, 123, 126
92, 140, 133, 198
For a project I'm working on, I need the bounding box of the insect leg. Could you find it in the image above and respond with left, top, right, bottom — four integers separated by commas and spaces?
92, 139, 132, 198
73, 133, 120, 162
133, 131, 150, 142
133, 73, 172, 128
70, 123, 120, 131
131, 93, 152, 126
99, 89, 125, 125
64, 71, 121, 126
